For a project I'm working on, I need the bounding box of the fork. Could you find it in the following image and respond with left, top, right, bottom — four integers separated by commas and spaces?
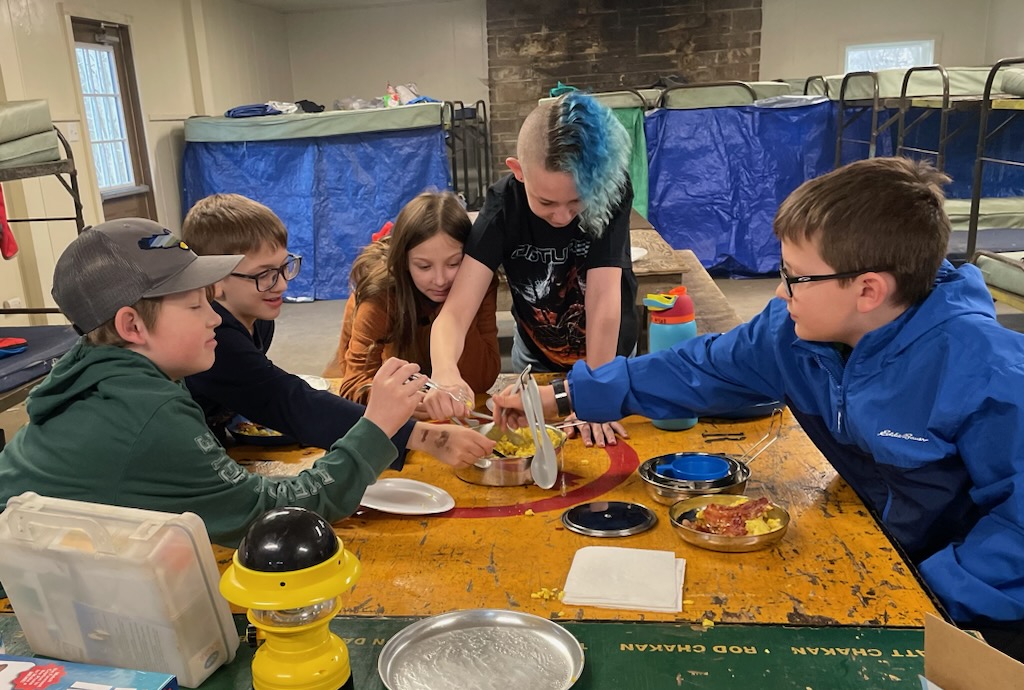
417, 376, 473, 407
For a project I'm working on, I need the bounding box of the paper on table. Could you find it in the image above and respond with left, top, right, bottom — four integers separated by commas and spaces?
562, 546, 686, 613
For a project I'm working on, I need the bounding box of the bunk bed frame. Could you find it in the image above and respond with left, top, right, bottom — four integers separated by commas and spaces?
443, 100, 491, 211
833, 70, 902, 167
964, 56, 1024, 260
0, 125, 84, 431
0, 125, 85, 316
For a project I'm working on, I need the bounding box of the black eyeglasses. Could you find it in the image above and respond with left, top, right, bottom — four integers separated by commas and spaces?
779, 265, 889, 298
230, 254, 302, 292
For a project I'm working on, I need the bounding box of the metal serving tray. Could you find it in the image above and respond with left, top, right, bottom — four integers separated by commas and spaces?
378, 609, 584, 690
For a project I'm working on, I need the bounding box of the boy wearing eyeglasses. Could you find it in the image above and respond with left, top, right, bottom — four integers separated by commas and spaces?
182, 194, 494, 468
0, 219, 429, 546
495, 157, 1024, 660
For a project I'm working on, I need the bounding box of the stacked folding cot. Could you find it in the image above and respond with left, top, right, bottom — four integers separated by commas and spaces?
0, 100, 61, 169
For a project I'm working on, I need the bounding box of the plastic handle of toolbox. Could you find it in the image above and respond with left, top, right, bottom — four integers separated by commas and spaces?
11, 511, 115, 553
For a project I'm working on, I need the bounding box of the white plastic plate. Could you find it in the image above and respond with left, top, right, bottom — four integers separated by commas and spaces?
360, 478, 455, 515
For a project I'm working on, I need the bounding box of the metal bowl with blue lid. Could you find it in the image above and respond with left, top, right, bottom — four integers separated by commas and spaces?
639, 409, 782, 505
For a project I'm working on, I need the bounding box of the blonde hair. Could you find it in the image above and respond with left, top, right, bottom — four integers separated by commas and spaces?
182, 193, 288, 256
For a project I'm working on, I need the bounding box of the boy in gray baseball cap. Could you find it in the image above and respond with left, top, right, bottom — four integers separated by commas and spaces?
0, 218, 430, 547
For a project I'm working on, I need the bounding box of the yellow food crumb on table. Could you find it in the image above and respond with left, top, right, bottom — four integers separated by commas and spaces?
530, 587, 562, 601
524, 509, 535, 516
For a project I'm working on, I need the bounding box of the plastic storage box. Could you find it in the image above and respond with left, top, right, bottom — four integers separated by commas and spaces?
0, 492, 238, 687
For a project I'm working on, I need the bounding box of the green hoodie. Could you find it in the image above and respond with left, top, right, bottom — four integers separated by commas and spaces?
0, 340, 397, 546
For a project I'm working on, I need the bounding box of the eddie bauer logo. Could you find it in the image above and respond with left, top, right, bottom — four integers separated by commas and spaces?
878, 429, 929, 442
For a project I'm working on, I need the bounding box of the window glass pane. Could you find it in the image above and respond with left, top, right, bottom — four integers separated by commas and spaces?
75, 42, 136, 190
845, 40, 935, 72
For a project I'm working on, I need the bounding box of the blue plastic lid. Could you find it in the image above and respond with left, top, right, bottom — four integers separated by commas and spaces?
655, 454, 731, 481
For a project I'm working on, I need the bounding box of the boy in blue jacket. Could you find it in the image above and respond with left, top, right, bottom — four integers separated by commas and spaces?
496, 157, 1024, 659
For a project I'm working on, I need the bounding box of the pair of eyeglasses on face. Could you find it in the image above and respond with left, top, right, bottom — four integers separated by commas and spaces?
230, 254, 302, 292
778, 265, 890, 299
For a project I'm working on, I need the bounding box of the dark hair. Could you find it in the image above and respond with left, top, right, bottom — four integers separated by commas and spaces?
182, 193, 288, 256
349, 191, 471, 364
774, 157, 951, 306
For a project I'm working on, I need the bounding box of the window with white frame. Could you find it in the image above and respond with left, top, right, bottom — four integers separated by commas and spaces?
845, 40, 935, 73
75, 42, 135, 190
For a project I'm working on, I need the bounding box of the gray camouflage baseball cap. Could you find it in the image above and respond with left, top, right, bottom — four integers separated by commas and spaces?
52, 218, 243, 333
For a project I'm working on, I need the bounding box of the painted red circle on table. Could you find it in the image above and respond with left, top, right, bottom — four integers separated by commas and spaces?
13, 664, 66, 690
445, 440, 641, 518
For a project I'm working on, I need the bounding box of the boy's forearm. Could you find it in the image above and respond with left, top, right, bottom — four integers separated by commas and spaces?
407, 421, 455, 455
430, 311, 468, 379
585, 311, 620, 367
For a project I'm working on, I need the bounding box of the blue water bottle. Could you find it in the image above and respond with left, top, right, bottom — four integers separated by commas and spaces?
644, 286, 698, 431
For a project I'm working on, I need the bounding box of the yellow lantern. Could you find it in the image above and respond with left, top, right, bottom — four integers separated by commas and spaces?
220, 508, 360, 690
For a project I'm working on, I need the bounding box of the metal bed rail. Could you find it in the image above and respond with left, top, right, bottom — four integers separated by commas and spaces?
966, 56, 1024, 260
0, 125, 85, 317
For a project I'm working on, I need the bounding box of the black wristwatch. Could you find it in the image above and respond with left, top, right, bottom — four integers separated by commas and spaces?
552, 378, 572, 417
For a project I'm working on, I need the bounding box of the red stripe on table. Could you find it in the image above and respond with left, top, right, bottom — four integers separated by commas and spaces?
444, 441, 640, 518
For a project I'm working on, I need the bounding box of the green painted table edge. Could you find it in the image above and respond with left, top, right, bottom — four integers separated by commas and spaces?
1, 614, 926, 689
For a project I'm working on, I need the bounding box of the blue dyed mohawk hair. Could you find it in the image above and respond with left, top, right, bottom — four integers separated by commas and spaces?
547, 92, 631, 237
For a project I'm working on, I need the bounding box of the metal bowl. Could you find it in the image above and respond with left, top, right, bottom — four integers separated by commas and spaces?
638, 455, 750, 505
456, 423, 567, 487
668, 494, 790, 553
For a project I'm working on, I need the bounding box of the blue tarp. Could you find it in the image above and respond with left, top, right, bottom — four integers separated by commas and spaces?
182, 127, 451, 300
645, 101, 834, 276
900, 108, 1024, 199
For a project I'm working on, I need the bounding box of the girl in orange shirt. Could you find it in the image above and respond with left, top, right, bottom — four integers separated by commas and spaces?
324, 191, 500, 413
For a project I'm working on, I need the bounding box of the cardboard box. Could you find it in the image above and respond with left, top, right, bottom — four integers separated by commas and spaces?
0, 654, 177, 690
922, 613, 1024, 689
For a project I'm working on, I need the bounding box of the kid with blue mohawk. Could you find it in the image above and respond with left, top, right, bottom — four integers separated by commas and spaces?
428, 92, 637, 448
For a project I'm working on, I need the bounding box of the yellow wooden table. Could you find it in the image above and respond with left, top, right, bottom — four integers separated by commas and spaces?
226, 404, 940, 628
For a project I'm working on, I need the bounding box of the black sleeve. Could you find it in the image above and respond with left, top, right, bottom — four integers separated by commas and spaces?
464, 181, 507, 271
585, 181, 633, 270
186, 321, 411, 467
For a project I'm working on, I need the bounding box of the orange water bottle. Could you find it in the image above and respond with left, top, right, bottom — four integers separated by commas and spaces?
644, 286, 698, 431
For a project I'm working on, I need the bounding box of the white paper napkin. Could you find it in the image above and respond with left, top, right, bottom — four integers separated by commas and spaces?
562, 546, 686, 613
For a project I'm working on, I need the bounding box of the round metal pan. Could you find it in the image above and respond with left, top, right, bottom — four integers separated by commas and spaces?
378, 609, 584, 690
457, 422, 566, 487
639, 458, 750, 504
668, 494, 790, 553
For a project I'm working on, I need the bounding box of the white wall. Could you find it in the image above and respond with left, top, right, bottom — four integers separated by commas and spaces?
986, 0, 1024, 63
761, 0, 991, 79
201, 0, 294, 114
286, 0, 487, 108
0, 0, 290, 324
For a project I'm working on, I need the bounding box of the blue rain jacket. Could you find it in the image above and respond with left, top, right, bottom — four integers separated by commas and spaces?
569, 261, 1024, 624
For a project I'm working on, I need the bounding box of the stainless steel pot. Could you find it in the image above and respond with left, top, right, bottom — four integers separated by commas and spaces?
455, 422, 567, 487
638, 408, 782, 504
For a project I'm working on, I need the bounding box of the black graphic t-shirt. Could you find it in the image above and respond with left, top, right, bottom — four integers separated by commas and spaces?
466, 175, 638, 370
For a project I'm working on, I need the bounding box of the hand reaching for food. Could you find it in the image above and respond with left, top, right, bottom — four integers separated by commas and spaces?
420, 376, 475, 421
364, 357, 425, 437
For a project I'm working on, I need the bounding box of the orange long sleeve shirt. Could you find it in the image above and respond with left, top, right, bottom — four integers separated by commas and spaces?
324, 279, 501, 404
